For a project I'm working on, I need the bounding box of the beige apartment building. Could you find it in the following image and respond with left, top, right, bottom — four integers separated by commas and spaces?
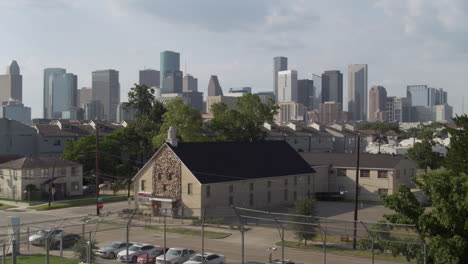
300, 152, 417, 201
132, 128, 315, 217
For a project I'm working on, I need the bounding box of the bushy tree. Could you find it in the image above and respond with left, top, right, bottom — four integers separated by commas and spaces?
289, 199, 318, 246
73, 237, 98, 262
208, 94, 278, 142
123, 84, 155, 118
407, 139, 443, 172
444, 115, 468, 174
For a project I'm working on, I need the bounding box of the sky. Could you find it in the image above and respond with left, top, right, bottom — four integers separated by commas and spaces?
0, 0, 467, 118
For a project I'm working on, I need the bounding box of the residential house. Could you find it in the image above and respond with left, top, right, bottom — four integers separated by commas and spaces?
132, 127, 315, 217
0, 156, 83, 200
300, 152, 417, 201
0, 119, 37, 156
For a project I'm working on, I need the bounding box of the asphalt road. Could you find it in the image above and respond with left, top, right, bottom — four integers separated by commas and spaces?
0, 201, 403, 264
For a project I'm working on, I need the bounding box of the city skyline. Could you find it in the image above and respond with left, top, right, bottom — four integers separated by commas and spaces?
0, 0, 467, 118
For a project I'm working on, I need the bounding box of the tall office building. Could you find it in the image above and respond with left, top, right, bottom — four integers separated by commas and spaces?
227, 87, 251, 97
139, 69, 160, 88
273, 57, 288, 100
321, 70, 343, 107
160, 51, 180, 93
311, 74, 322, 110
0, 60, 22, 104
297, 79, 313, 110
43, 68, 77, 119
407, 85, 448, 106
84, 100, 103, 120
0, 99, 31, 125
277, 70, 298, 103
78, 87, 92, 107
318, 101, 348, 125
207, 75, 223, 96
183, 74, 198, 92
348, 64, 368, 120
163, 70, 183, 93
386, 96, 411, 122
368, 86, 388, 122
275, 102, 308, 124
92, 69, 120, 121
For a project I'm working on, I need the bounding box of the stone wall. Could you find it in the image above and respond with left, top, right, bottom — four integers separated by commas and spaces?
151, 146, 181, 200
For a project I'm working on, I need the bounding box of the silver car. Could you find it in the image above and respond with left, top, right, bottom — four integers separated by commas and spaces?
96, 241, 134, 259
183, 253, 225, 264
28, 229, 63, 246
156, 248, 196, 264
117, 244, 155, 263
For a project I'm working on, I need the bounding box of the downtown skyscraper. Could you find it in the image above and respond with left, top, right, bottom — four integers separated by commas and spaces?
92, 69, 119, 121
348, 64, 368, 120
160, 51, 180, 93
43, 68, 77, 119
368, 86, 388, 122
0, 60, 22, 104
207, 75, 223, 96
139, 69, 160, 88
273, 56, 288, 101
321, 70, 343, 107
277, 70, 298, 103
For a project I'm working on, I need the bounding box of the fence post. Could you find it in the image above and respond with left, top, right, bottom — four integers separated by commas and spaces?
125, 225, 129, 264
371, 239, 374, 264
2, 243, 5, 264
88, 231, 92, 264
281, 225, 285, 264
82, 224, 85, 237
423, 243, 427, 264
201, 209, 205, 262
11, 240, 16, 264
323, 231, 327, 264
45, 238, 50, 264
163, 208, 167, 264
60, 231, 63, 257
27, 226, 30, 252
241, 223, 245, 264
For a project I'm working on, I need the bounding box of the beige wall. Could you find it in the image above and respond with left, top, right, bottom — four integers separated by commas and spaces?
180, 163, 202, 216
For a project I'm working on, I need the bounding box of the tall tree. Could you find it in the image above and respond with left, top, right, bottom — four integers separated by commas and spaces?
153, 98, 207, 148
407, 139, 443, 172
289, 198, 318, 246
444, 115, 468, 174
123, 84, 155, 118
208, 94, 278, 142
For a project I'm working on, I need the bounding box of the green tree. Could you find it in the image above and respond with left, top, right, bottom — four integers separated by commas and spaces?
289, 199, 318, 246
62, 135, 96, 175
407, 139, 443, 172
358, 122, 401, 134
123, 84, 155, 118
444, 115, 468, 174
208, 94, 278, 142
73, 237, 98, 262
153, 98, 207, 148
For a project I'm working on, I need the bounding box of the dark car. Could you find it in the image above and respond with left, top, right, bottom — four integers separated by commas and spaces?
49, 234, 81, 249
83, 185, 96, 195
136, 247, 168, 264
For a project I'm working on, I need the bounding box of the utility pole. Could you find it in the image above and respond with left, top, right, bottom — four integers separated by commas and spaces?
48, 160, 57, 208
352, 134, 361, 249
95, 124, 100, 215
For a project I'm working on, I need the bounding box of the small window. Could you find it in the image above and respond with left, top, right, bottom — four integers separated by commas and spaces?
267, 191, 271, 203
360, 170, 370, 178
163, 184, 167, 192
188, 183, 193, 195
378, 188, 389, 195
249, 193, 254, 206
319, 138, 324, 144
284, 179, 288, 186
41, 168, 49, 177
337, 169, 347, 177
395, 170, 400, 179
167, 174, 172, 181
410, 168, 415, 176
249, 183, 254, 191
404, 169, 407, 176
141, 180, 146, 191
284, 189, 288, 201
378, 171, 388, 179
158, 173, 162, 180
71, 167, 77, 176
228, 185, 234, 193
294, 176, 298, 186
71, 182, 79, 191
0, 170, 3, 177
293, 191, 298, 201
58, 167, 66, 176
206, 185, 211, 198
267, 180, 272, 188
53, 139, 61, 146
0, 184, 3, 192
307, 175, 311, 185
228, 196, 234, 206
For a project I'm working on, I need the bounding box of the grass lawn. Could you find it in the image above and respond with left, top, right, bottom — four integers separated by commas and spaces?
0, 203, 17, 210
145, 226, 229, 239
5, 254, 85, 264
28, 196, 129, 210
276, 240, 410, 262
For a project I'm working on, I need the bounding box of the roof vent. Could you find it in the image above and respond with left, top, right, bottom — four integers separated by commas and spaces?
166, 126, 178, 147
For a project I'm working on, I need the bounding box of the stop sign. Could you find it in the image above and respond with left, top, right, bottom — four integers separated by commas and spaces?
98, 201, 103, 209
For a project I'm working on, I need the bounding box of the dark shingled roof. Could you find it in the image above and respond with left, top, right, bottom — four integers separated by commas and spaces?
0, 156, 80, 169
0, 155, 24, 164
168, 141, 314, 184
300, 152, 409, 169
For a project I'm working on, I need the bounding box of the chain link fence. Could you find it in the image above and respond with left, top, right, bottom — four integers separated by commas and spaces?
0, 206, 425, 264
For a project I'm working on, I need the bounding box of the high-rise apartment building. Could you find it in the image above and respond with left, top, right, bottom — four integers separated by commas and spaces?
207, 75, 223, 96
297, 79, 313, 110
43, 68, 77, 119
139, 69, 160, 88
368, 86, 388, 122
275, 102, 308, 124
318, 101, 348, 125
0, 60, 22, 104
407, 85, 448, 106
78, 87, 92, 108
183, 74, 198, 92
160, 51, 180, 93
348, 64, 368, 120
277, 70, 298, 103
92, 69, 119, 121
273, 57, 288, 101
386, 96, 411, 123
321, 70, 343, 107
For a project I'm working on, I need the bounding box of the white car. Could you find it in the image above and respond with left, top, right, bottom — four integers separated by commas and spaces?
96, 241, 134, 259
183, 253, 225, 264
156, 248, 196, 264
28, 229, 63, 246
117, 244, 155, 263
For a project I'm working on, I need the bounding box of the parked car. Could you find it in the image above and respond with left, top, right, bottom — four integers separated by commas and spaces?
96, 241, 134, 259
29, 229, 63, 246
82, 185, 96, 195
156, 248, 196, 264
137, 247, 169, 264
49, 234, 81, 249
183, 253, 225, 264
117, 244, 155, 263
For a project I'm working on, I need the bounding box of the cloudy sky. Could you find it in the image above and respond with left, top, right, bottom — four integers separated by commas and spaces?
1, 0, 467, 118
